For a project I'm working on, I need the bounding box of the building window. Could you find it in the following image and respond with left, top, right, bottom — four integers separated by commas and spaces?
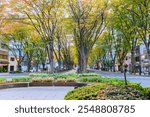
10, 57, 15, 61
0, 55, 8, 59
0, 55, 2, 59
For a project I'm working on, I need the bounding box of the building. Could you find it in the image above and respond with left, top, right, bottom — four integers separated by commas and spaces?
0, 41, 9, 72
8, 55, 17, 72
0, 40, 18, 73
124, 44, 149, 75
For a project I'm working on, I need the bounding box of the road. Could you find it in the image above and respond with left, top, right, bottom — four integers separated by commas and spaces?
0, 87, 74, 100
92, 70, 150, 87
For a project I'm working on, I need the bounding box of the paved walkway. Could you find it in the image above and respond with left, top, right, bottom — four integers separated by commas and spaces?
92, 70, 150, 87
0, 87, 74, 100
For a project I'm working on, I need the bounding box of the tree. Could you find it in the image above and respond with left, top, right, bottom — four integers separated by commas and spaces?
23, 30, 40, 72
68, 0, 108, 72
12, 0, 65, 73
110, 0, 149, 74
127, 0, 150, 74
2, 27, 27, 72
61, 34, 74, 70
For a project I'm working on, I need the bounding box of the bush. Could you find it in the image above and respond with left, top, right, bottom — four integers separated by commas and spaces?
55, 79, 66, 82
65, 83, 146, 100
50, 73, 67, 79
66, 73, 78, 79
0, 77, 6, 83
95, 85, 145, 100
12, 77, 32, 82
78, 73, 99, 77
32, 78, 42, 82
32, 78, 54, 82
65, 79, 76, 82
29, 73, 50, 78
42, 78, 54, 82
65, 83, 107, 100
143, 88, 150, 99
79, 77, 100, 82
79, 76, 123, 83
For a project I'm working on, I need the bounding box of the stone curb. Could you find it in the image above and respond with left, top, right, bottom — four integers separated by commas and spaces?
0, 82, 87, 89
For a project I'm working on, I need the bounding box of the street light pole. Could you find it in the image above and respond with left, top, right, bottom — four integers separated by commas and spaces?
124, 64, 128, 86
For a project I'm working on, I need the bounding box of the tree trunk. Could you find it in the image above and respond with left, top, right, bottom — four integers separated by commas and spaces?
112, 59, 116, 72
49, 41, 54, 73
17, 62, 22, 72
36, 63, 39, 72
26, 53, 32, 72
17, 51, 22, 72
78, 47, 88, 73
27, 60, 31, 72
42, 63, 45, 71
139, 54, 142, 75
46, 42, 54, 73
120, 61, 124, 73
78, 52, 82, 73
131, 50, 136, 74
82, 56, 88, 72
148, 51, 150, 75
58, 40, 61, 71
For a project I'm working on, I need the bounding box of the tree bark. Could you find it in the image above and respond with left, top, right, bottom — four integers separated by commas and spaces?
131, 50, 136, 74
46, 41, 54, 73
17, 62, 22, 72
148, 50, 150, 75
27, 59, 31, 72
112, 59, 116, 72
120, 61, 124, 73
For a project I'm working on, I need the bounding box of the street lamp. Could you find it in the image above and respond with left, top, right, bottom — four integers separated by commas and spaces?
124, 64, 128, 86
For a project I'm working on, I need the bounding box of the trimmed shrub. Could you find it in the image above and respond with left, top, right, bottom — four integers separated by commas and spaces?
29, 73, 50, 78
66, 73, 78, 79
65, 83, 107, 100
78, 73, 99, 77
0, 77, 6, 83
65, 83, 146, 100
32, 78, 42, 82
12, 77, 32, 82
65, 79, 76, 82
79, 76, 123, 83
55, 79, 66, 82
32, 78, 54, 82
51, 73, 68, 79
143, 88, 150, 99
42, 78, 54, 82
95, 85, 145, 100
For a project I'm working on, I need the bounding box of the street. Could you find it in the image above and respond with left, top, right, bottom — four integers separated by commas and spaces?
93, 70, 150, 87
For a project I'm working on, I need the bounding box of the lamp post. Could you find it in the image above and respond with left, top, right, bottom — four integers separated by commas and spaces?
124, 64, 128, 86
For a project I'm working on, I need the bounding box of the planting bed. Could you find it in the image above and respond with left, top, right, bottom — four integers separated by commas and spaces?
1, 72, 150, 100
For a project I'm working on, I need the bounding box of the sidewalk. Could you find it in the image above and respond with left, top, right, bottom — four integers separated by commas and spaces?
91, 69, 150, 79
91, 69, 150, 87
0, 87, 74, 100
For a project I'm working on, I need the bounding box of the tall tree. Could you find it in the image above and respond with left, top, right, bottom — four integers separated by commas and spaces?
68, 0, 108, 72
12, 0, 64, 73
